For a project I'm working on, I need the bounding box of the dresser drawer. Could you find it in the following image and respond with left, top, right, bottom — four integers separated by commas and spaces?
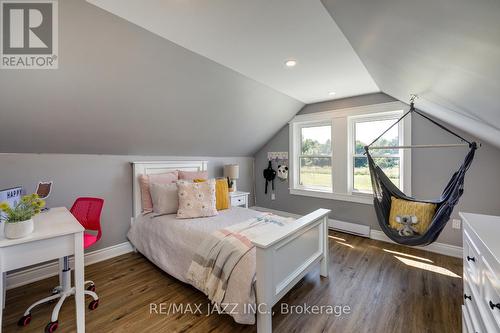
230, 195, 247, 207
482, 257, 500, 330
464, 274, 487, 333
463, 304, 475, 333
461, 213, 500, 333
464, 228, 482, 290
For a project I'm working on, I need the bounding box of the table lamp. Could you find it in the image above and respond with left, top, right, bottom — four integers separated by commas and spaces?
224, 164, 239, 192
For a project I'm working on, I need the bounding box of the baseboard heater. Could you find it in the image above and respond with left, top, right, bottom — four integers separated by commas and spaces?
328, 219, 371, 238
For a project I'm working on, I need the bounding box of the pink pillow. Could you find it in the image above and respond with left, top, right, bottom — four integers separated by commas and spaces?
139, 171, 179, 213
178, 170, 208, 181
177, 179, 217, 219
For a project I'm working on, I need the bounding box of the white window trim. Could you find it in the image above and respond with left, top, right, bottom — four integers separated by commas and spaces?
289, 101, 411, 205
293, 120, 333, 193
347, 110, 412, 198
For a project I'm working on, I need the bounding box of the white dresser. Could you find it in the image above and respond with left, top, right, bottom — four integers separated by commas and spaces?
460, 212, 500, 333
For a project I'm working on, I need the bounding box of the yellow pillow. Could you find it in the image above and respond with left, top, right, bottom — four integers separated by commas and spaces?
215, 178, 229, 210
193, 178, 206, 183
388, 197, 437, 235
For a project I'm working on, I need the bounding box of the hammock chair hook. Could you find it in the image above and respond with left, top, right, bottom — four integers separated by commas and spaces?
409, 93, 419, 104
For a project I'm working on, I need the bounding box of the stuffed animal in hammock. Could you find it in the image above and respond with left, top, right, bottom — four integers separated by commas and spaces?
395, 215, 419, 237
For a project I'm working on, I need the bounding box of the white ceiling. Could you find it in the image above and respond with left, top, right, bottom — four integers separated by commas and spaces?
322, 0, 500, 148
86, 0, 379, 104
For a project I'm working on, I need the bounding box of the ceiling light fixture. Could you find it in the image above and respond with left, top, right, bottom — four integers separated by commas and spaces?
284, 59, 297, 67
328, 91, 336, 96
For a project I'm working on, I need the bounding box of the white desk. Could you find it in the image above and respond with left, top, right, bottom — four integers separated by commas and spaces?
0, 207, 85, 332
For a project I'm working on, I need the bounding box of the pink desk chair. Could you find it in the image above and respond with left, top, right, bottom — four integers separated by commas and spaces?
18, 197, 104, 333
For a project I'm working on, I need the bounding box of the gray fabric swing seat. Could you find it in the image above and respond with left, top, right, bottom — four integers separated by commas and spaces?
365, 102, 477, 246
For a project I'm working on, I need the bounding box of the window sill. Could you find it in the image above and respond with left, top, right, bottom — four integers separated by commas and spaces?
289, 188, 373, 205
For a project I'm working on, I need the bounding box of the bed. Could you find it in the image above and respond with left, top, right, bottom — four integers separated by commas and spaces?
128, 161, 330, 333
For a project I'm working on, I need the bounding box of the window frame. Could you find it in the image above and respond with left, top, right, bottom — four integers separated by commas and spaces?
289, 101, 411, 205
347, 111, 410, 198
294, 120, 334, 193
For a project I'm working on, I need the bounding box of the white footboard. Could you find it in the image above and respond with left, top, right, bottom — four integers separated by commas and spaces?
252, 208, 330, 333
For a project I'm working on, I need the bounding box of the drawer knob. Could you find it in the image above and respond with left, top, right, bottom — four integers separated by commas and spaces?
464, 294, 472, 301
466, 256, 475, 262
489, 300, 500, 310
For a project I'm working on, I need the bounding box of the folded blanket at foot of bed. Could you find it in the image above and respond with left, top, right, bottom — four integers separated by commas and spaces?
186, 214, 295, 305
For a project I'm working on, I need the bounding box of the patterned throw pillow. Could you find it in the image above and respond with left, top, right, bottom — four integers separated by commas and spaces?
389, 197, 437, 235
177, 179, 218, 219
190, 178, 229, 210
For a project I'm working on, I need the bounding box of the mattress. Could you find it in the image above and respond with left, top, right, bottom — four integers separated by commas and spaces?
127, 206, 267, 324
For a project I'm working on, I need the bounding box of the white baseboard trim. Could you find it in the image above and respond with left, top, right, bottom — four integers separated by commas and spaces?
6, 241, 134, 290
251, 206, 462, 258
370, 230, 462, 258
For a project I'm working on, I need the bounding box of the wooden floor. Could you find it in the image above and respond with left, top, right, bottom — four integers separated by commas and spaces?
3, 231, 463, 333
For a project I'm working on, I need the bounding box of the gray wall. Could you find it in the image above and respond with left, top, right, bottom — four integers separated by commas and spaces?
254, 93, 500, 246
0, 154, 254, 251
0, 0, 302, 156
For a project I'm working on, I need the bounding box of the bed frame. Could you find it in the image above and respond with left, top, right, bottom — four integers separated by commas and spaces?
131, 161, 330, 333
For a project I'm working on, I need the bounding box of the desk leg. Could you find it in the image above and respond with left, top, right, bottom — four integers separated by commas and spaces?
2, 272, 5, 309
0, 269, 3, 332
58, 257, 64, 287
74, 232, 85, 333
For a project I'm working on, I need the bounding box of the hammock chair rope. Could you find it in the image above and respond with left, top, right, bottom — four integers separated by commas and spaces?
364, 99, 477, 246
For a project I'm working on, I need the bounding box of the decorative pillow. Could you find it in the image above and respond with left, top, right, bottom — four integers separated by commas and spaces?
389, 197, 437, 235
215, 178, 229, 210
139, 171, 179, 213
150, 182, 178, 215
178, 170, 208, 181
190, 178, 229, 210
177, 179, 217, 219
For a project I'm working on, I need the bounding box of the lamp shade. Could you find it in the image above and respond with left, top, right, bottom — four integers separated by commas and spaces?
224, 164, 239, 179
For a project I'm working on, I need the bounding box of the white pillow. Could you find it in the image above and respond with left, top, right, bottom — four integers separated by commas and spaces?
150, 182, 179, 215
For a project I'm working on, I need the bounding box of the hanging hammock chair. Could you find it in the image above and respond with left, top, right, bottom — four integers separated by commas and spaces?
365, 98, 478, 246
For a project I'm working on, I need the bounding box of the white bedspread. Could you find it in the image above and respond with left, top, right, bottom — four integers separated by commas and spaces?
127, 207, 267, 324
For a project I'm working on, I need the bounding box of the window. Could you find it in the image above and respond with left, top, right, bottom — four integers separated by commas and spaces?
298, 124, 332, 190
351, 116, 402, 193
289, 102, 411, 204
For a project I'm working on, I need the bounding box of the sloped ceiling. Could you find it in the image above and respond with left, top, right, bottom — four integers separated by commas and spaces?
3, 0, 499, 156
0, 0, 303, 156
86, 0, 379, 103
321, 0, 500, 148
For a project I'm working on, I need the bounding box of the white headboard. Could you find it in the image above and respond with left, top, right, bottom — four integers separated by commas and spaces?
131, 160, 208, 218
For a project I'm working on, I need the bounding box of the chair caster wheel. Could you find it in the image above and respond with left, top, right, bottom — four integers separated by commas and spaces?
87, 284, 96, 292
45, 321, 59, 333
17, 313, 32, 327
89, 299, 99, 310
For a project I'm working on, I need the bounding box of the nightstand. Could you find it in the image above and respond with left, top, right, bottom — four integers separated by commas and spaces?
229, 191, 250, 208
